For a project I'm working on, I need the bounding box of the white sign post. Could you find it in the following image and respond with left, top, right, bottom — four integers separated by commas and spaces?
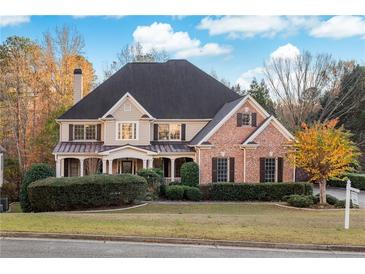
344, 180, 360, 229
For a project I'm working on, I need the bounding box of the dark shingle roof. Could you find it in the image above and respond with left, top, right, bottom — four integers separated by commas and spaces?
59, 60, 240, 120
189, 97, 244, 145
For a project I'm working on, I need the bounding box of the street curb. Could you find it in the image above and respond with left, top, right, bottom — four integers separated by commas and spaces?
1, 232, 365, 253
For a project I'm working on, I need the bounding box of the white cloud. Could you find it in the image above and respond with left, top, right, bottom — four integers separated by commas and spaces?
310, 16, 365, 39
0, 16, 30, 27
270, 43, 300, 60
236, 67, 265, 90
133, 22, 231, 58
236, 43, 300, 89
198, 16, 319, 38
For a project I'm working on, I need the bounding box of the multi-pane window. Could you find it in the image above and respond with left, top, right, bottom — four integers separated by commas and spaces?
85, 125, 96, 140
264, 158, 276, 182
117, 122, 137, 140
74, 125, 85, 140
158, 124, 181, 141
158, 124, 169, 140
74, 124, 97, 140
217, 158, 228, 182
242, 113, 251, 126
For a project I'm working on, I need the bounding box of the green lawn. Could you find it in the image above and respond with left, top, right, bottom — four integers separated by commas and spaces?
1, 203, 365, 246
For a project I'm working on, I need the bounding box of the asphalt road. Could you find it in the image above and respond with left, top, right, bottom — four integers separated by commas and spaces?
1, 238, 364, 258
313, 186, 365, 208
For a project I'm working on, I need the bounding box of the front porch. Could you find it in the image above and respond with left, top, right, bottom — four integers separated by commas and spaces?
55, 144, 195, 181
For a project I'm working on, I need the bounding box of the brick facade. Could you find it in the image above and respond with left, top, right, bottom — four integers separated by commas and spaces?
198, 99, 294, 184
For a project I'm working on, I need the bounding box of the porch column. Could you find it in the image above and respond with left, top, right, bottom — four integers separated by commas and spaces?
80, 158, 84, 177
108, 159, 113, 175
56, 158, 61, 178
142, 159, 147, 169
60, 158, 64, 177
170, 157, 176, 182
102, 159, 107, 174
148, 158, 153, 168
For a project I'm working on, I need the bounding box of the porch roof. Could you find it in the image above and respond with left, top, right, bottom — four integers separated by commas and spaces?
53, 142, 194, 154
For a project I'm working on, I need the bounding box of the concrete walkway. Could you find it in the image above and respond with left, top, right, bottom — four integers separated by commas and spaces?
313, 186, 365, 208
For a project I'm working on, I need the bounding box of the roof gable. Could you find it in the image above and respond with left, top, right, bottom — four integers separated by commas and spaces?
190, 95, 270, 146
59, 60, 240, 120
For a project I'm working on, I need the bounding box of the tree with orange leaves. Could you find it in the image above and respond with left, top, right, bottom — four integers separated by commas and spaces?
287, 119, 360, 204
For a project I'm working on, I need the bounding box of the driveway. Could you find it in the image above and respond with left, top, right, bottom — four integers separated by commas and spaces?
1, 238, 364, 258
313, 186, 365, 208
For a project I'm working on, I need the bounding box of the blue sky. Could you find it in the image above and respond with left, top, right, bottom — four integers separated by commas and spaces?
1, 15, 364, 88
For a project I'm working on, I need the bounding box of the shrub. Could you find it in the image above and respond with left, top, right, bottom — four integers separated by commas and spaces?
28, 174, 147, 212
313, 193, 338, 205
335, 199, 355, 208
287, 195, 314, 208
137, 168, 163, 197
165, 185, 185, 200
0, 182, 19, 203
200, 182, 312, 201
180, 162, 199, 187
150, 168, 163, 177
184, 187, 202, 201
20, 163, 54, 212
328, 173, 365, 190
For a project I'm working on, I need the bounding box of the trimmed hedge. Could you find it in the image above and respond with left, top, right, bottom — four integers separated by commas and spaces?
328, 173, 365, 190
28, 174, 147, 212
287, 195, 314, 208
184, 187, 202, 201
20, 163, 55, 212
313, 193, 338, 205
180, 162, 199, 187
165, 185, 185, 200
199, 182, 312, 201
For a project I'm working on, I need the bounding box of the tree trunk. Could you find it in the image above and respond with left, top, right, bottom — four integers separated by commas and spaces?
319, 179, 327, 204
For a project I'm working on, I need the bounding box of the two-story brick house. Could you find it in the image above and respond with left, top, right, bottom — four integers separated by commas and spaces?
54, 60, 295, 184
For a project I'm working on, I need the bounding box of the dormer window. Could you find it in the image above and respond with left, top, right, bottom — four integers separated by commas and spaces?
124, 102, 131, 112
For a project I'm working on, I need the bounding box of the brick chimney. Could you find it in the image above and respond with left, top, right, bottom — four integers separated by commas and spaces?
73, 68, 83, 105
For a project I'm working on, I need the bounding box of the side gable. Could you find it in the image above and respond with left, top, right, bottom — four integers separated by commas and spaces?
191, 95, 270, 146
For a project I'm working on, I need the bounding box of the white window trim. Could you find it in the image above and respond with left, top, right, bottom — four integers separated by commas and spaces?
157, 123, 181, 141
124, 102, 131, 112
217, 157, 230, 182
73, 124, 97, 141
116, 121, 139, 141
264, 157, 278, 183
241, 113, 252, 127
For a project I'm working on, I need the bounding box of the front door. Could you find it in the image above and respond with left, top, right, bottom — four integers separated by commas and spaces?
121, 160, 133, 174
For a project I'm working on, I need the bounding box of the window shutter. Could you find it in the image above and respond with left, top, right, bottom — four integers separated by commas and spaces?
237, 113, 243, 127
212, 157, 217, 182
229, 157, 235, 182
69, 124, 74, 141
153, 124, 158, 140
96, 124, 101, 141
251, 113, 257, 127
259, 158, 265, 182
277, 157, 284, 182
181, 124, 186, 141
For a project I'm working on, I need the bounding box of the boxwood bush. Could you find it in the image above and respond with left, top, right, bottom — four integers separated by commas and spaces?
137, 168, 163, 197
20, 163, 55, 212
313, 193, 338, 205
184, 187, 202, 201
165, 185, 185, 200
328, 173, 365, 190
180, 162, 199, 187
287, 195, 314, 208
28, 174, 147, 212
199, 182, 312, 201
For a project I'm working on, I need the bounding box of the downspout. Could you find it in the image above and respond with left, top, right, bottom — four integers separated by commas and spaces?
243, 148, 246, 183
